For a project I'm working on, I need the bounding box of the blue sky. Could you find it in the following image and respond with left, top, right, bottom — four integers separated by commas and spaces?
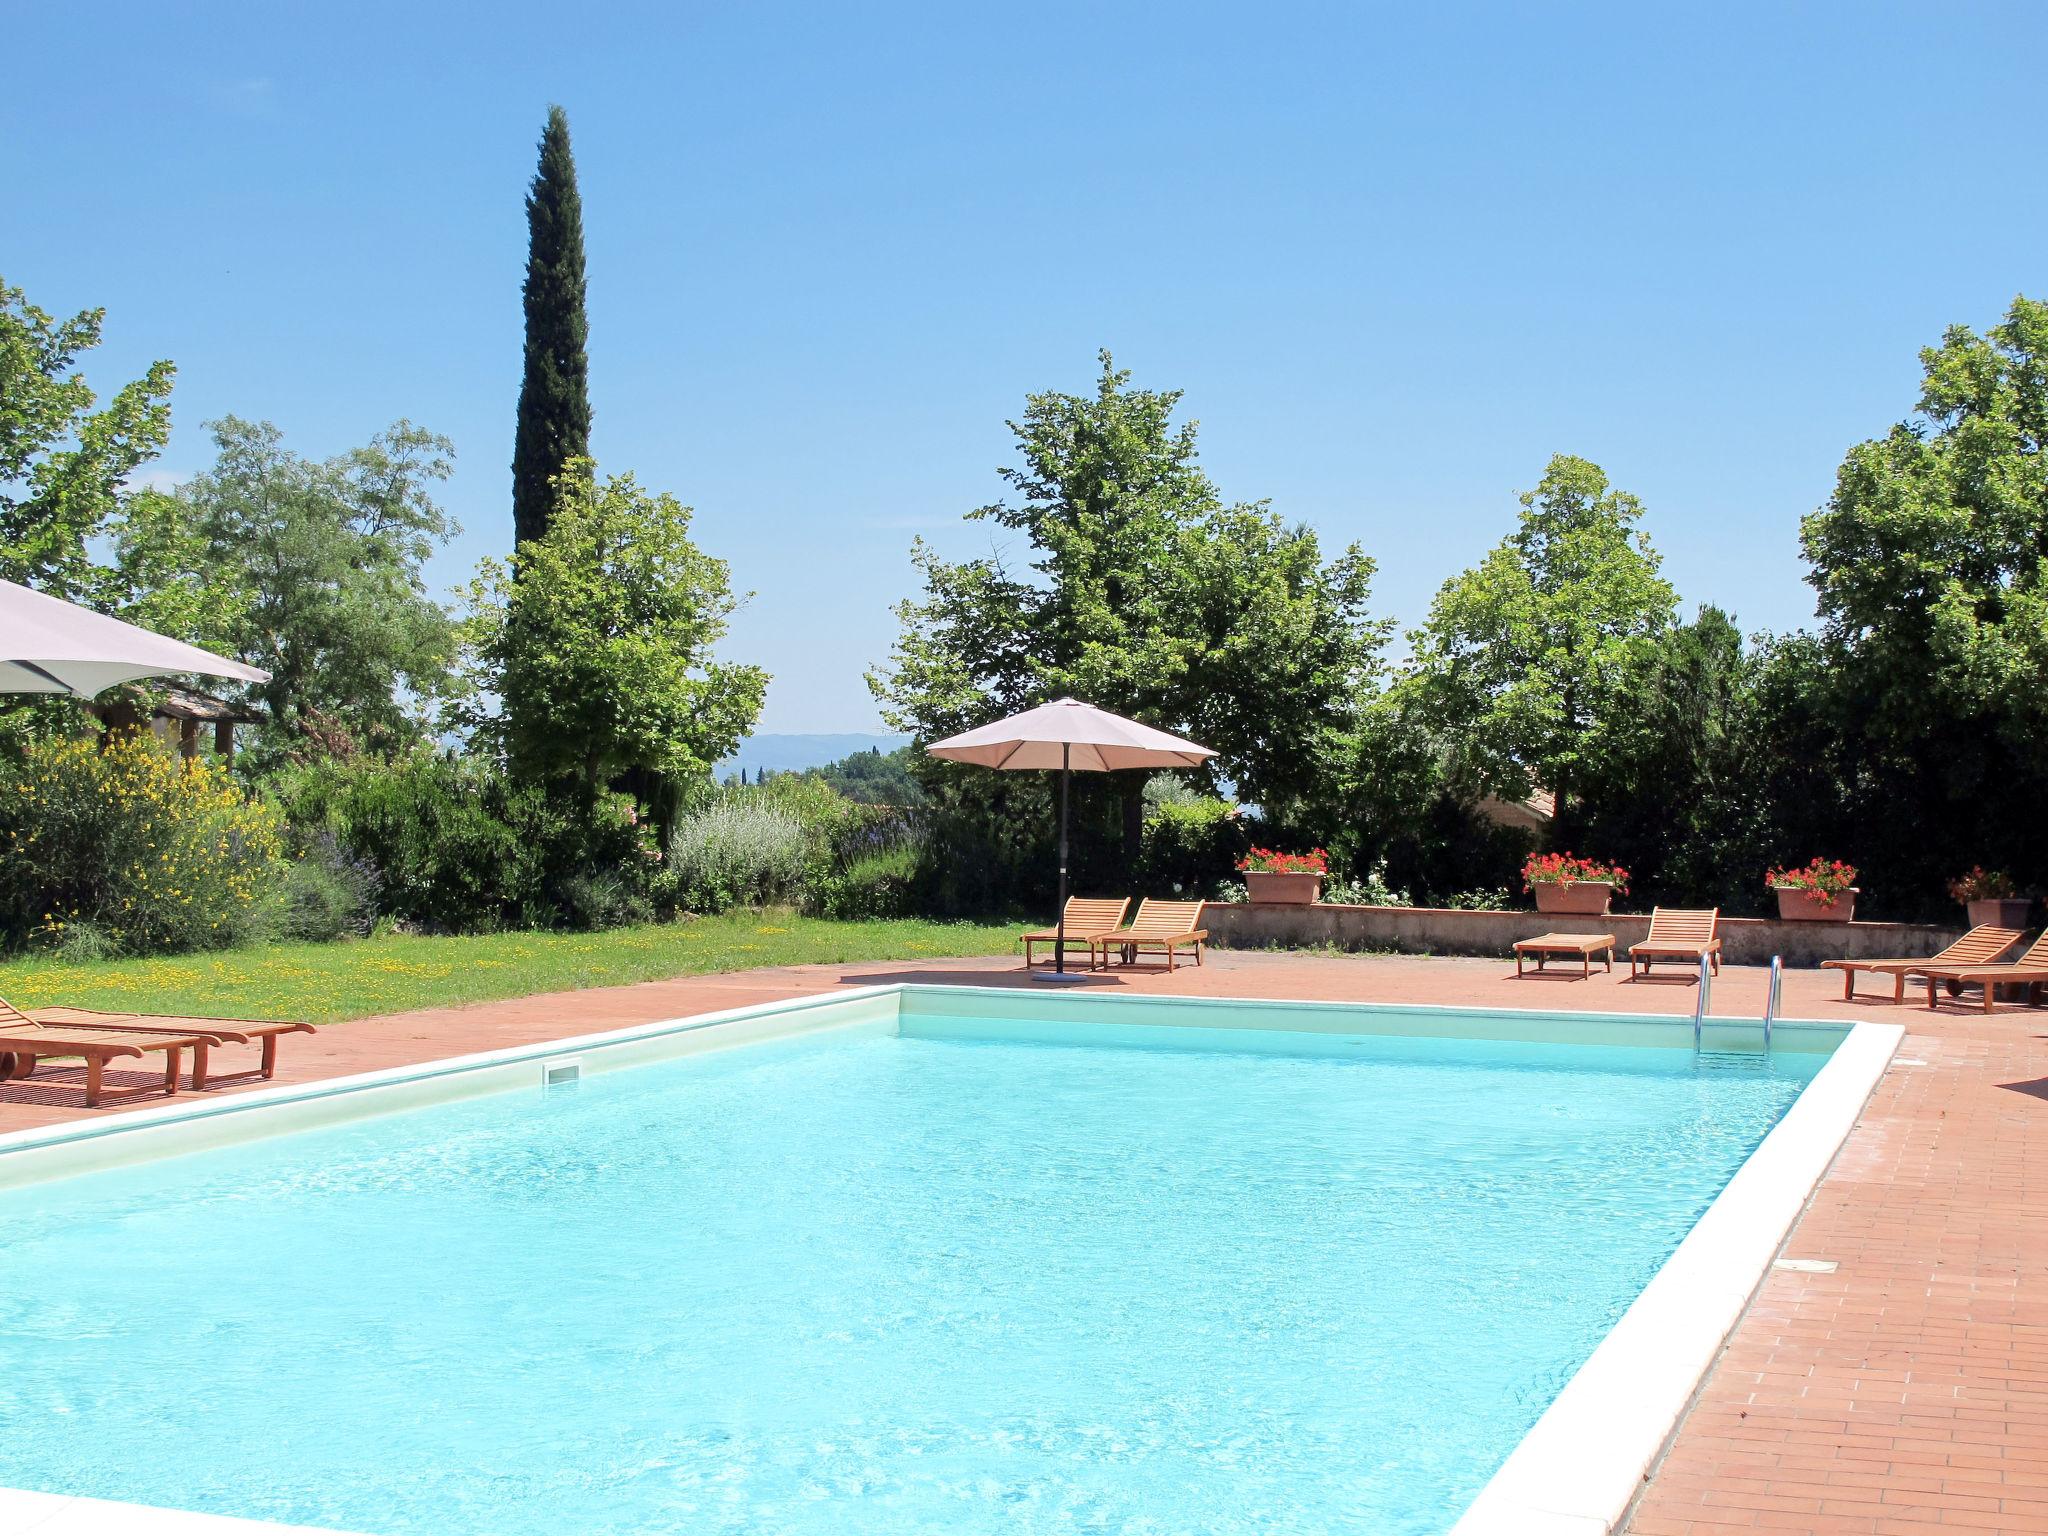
6, 3, 2043, 730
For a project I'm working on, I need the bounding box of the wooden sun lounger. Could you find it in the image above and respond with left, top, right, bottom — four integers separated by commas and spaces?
1020, 897, 1131, 971
1093, 898, 1207, 972
1515, 932, 1615, 978
1629, 907, 1721, 979
0, 1028, 216, 1105
1913, 931, 2048, 1013
1821, 925, 2027, 1001
27, 1006, 315, 1090
0, 1003, 227, 1109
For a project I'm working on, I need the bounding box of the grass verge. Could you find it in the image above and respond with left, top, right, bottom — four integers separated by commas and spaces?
0, 915, 1017, 1024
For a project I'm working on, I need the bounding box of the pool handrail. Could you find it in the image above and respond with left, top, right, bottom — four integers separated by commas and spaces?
1692, 951, 1712, 1045
1762, 955, 1783, 1050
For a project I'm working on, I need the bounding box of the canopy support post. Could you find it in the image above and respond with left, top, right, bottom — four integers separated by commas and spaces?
1055, 743, 1071, 975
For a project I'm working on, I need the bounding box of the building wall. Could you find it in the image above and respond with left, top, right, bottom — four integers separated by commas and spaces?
1200, 902, 1957, 967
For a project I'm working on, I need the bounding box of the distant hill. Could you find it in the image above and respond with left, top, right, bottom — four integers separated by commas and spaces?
716, 732, 910, 778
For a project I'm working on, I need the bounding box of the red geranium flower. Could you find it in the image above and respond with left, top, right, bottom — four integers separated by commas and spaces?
1765, 857, 1858, 908
1238, 846, 1330, 876
1521, 851, 1628, 894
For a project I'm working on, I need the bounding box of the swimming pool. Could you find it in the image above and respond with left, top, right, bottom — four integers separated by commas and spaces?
0, 989, 1887, 1535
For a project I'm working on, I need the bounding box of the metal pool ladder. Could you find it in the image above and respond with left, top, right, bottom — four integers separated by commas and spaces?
1691, 951, 1713, 1047
1762, 955, 1783, 1051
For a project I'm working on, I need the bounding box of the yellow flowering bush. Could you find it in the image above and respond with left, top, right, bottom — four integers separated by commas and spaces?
0, 732, 286, 956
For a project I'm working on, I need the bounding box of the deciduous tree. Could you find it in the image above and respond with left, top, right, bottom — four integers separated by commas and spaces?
1404, 453, 1677, 828
461, 462, 767, 794
177, 417, 459, 752
1803, 295, 2048, 739
0, 277, 230, 646
871, 351, 1385, 856
1793, 293, 2048, 907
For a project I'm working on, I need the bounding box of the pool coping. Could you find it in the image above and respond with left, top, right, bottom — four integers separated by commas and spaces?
0, 984, 1898, 1535
1448, 1014, 1903, 1536
0, 984, 906, 1192
0, 1488, 357, 1535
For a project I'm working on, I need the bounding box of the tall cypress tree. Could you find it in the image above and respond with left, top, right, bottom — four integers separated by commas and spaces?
511, 104, 591, 552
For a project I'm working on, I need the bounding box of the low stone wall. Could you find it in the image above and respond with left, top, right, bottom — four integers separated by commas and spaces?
1200, 902, 1957, 968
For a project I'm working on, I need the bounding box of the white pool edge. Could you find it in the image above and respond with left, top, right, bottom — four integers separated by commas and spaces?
0, 1487, 358, 1535
0, 984, 904, 1192
0, 985, 1896, 1536
1447, 1016, 1903, 1536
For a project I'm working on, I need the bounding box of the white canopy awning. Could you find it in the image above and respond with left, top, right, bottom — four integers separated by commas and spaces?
0, 579, 268, 699
926, 697, 1215, 774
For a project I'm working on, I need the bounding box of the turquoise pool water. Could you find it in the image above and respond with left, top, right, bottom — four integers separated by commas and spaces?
0, 1008, 1826, 1534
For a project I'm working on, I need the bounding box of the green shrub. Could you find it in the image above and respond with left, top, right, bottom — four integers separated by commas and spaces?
1136, 795, 1247, 898
1142, 773, 1208, 811
812, 837, 922, 919
271, 831, 381, 943
1440, 887, 1513, 910
275, 753, 649, 933
1322, 863, 1412, 906
742, 774, 892, 889
47, 917, 124, 964
668, 798, 809, 912
897, 771, 1120, 918
673, 777, 922, 917
557, 869, 656, 931
0, 732, 286, 956
808, 745, 925, 806
278, 754, 534, 931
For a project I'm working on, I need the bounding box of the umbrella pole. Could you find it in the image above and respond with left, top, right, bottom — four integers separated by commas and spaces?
1055, 743, 1071, 975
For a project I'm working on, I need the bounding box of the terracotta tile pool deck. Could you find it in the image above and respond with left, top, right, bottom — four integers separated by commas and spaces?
5, 948, 2043, 1535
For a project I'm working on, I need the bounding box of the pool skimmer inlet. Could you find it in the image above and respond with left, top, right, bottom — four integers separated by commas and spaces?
541, 1056, 583, 1093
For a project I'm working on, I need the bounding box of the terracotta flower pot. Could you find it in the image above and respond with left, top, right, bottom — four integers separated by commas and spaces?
1775, 887, 1857, 922
1966, 897, 2032, 929
1245, 871, 1322, 905
1531, 881, 1616, 916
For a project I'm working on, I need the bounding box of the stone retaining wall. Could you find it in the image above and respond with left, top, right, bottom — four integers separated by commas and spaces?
1200, 902, 1957, 968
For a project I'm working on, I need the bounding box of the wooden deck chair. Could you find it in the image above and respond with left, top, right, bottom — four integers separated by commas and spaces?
1913, 930, 2048, 1014
1094, 899, 1208, 972
0, 996, 235, 1108
1821, 925, 2026, 1001
1629, 908, 1722, 979
26, 1005, 315, 1090
1019, 897, 1130, 971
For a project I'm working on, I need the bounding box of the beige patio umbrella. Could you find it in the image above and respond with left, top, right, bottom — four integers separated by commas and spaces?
927, 698, 1215, 980
0, 578, 268, 697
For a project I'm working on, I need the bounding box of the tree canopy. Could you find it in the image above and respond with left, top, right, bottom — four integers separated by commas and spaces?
1786, 293, 2048, 906
1404, 454, 1677, 825
176, 416, 460, 753
0, 276, 227, 644
461, 461, 767, 790
871, 351, 1386, 815
1803, 295, 2048, 741
12, 242, 2048, 927
808, 745, 925, 805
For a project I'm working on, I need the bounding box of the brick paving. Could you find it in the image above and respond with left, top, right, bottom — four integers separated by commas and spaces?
3, 946, 2042, 1534
1622, 999, 2048, 1536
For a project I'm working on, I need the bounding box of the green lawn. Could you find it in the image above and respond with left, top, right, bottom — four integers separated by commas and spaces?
0, 915, 1017, 1024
